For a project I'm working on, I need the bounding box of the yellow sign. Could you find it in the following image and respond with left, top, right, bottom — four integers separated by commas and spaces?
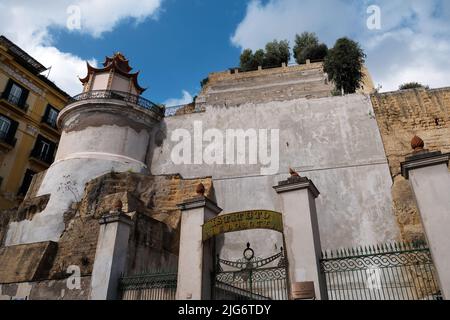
202, 210, 283, 241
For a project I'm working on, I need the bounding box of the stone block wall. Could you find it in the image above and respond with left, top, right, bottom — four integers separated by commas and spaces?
371, 87, 450, 242
198, 63, 333, 107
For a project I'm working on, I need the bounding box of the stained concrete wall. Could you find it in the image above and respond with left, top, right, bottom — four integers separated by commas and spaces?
151, 94, 400, 256
5, 158, 146, 246
0, 276, 91, 300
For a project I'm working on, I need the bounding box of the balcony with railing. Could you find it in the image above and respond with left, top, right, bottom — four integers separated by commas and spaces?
70, 90, 165, 117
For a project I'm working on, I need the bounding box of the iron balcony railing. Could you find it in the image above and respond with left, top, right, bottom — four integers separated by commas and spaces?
70, 90, 165, 117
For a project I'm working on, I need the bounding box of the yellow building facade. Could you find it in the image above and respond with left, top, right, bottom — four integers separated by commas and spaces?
0, 36, 70, 209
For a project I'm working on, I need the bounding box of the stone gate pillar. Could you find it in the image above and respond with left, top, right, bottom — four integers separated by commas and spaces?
273, 172, 327, 300
401, 136, 450, 300
90, 201, 133, 300
176, 189, 222, 300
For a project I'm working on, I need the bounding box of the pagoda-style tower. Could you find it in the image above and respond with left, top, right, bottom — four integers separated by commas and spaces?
5, 53, 164, 246
79, 52, 146, 95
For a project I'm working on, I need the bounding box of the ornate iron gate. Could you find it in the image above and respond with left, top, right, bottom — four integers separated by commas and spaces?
212, 243, 289, 300
119, 269, 177, 300
320, 242, 442, 300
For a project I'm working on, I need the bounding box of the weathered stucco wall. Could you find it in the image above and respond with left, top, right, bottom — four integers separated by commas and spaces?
152, 94, 400, 255
4, 158, 145, 246
371, 87, 450, 242
0, 277, 92, 300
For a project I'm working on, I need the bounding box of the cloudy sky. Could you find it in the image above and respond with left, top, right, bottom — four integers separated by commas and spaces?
0, 0, 449, 105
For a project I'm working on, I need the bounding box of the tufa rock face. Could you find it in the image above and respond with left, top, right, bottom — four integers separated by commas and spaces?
78, 172, 214, 229
371, 87, 450, 242
0, 171, 214, 284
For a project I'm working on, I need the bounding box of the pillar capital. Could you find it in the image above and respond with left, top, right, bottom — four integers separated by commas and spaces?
401, 151, 449, 179
177, 196, 222, 215
273, 176, 320, 198
99, 211, 133, 226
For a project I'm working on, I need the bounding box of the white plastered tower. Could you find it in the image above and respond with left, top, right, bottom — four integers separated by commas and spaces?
5, 53, 164, 245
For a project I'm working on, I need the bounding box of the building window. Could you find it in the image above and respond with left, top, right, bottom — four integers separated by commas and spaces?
8, 83, 23, 105
1, 79, 29, 110
0, 114, 18, 146
31, 135, 56, 164
42, 105, 59, 128
0, 116, 11, 138
18, 169, 36, 196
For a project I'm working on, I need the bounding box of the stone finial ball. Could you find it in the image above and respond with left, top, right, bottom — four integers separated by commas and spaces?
196, 183, 206, 195
289, 167, 300, 177
113, 199, 123, 211
411, 136, 425, 151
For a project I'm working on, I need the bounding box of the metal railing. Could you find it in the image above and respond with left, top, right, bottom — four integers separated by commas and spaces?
320, 242, 442, 300
212, 244, 289, 300
119, 270, 178, 300
164, 103, 205, 117
70, 90, 164, 117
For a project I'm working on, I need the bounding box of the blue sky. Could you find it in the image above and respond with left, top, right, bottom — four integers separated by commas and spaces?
50, 0, 248, 104
1, 0, 449, 105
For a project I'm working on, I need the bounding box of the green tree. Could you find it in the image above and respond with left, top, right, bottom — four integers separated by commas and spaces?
324, 37, 366, 94
399, 82, 429, 90
239, 49, 256, 71
253, 49, 265, 67
293, 32, 328, 64
263, 40, 290, 67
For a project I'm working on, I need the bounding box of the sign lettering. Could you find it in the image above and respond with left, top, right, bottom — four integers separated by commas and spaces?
202, 210, 283, 241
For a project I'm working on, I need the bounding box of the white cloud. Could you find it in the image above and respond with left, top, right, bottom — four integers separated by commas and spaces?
231, 0, 450, 92
0, 0, 162, 95
164, 90, 193, 107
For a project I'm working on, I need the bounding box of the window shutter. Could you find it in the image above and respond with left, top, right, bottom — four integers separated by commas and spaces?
43, 104, 50, 122
18, 87, 29, 109
31, 135, 42, 157
1, 79, 13, 99
6, 119, 18, 145
48, 141, 57, 162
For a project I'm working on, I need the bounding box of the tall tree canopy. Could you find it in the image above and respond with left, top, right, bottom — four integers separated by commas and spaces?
263, 40, 290, 67
324, 37, 366, 94
239, 39, 290, 71
293, 32, 328, 64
